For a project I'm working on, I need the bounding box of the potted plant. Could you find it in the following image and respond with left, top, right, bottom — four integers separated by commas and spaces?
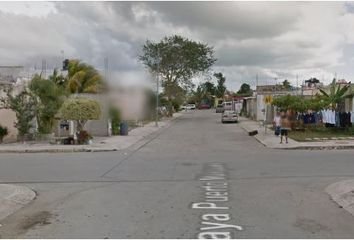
0, 125, 8, 144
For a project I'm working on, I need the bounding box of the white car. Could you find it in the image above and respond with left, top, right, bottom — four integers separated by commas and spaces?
181, 104, 196, 111
187, 104, 196, 110
222, 110, 238, 123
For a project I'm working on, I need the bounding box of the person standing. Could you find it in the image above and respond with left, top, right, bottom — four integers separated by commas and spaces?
280, 112, 291, 144
273, 112, 281, 137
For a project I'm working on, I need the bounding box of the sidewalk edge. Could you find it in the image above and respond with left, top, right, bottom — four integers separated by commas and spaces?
0, 184, 36, 221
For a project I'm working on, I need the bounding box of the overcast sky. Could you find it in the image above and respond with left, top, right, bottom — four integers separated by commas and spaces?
1, 1, 354, 91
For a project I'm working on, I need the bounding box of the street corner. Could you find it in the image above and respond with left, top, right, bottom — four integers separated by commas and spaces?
0, 184, 36, 221
325, 179, 354, 217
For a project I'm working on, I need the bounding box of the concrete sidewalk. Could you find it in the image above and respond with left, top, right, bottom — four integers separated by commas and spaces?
326, 179, 354, 217
0, 112, 184, 153
239, 117, 354, 150
0, 184, 36, 222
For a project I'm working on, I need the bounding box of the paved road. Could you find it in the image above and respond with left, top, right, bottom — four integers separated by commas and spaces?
1, 110, 354, 238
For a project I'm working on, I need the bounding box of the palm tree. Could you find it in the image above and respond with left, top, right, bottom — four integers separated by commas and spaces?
49, 69, 67, 89
318, 79, 353, 111
67, 60, 105, 94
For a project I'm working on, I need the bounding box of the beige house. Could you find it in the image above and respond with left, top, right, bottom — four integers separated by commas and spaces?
0, 66, 25, 143
108, 86, 149, 122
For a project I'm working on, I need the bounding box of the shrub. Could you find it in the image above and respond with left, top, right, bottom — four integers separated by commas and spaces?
77, 130, 92, 144
0, 88, 36, 140
171, 100, 180, 112
0, 125, 8, 143
109, 107, 121, 135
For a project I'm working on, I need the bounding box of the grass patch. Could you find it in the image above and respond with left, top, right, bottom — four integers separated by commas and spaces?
288, 126, 354, 141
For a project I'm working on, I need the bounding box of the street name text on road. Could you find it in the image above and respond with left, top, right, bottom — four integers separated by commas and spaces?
191, 163, 243, 239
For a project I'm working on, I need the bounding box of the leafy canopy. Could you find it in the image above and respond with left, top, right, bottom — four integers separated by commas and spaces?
29, 73, 67, 134
139, 35, 217, 90
214, 72, 226, 98
282, 80, 292, 90
318, 78, 353, 110
0, 87, 37, 137
67, 60, 105, 94
272, 94, 327, 112
59, 97, 101, 131
236, 83, 252, 97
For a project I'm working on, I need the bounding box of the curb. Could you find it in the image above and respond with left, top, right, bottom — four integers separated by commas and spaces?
0, 184, 36, 221
240, 123, 354, 150
325, 179, 354, 217
274, 145, 354, 150
0, 148, 119, 153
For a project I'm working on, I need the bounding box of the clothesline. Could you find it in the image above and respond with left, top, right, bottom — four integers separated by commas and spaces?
295, 109, 354, 127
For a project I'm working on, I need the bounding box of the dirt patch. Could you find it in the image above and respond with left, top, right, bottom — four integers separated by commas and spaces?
18, 211, 52, 230
294, 218, 329, 234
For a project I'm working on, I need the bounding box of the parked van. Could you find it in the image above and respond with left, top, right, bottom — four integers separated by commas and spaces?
222, 101, 232, 111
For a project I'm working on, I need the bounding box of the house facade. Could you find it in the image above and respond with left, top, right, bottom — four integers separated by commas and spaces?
0, 66, 25, 143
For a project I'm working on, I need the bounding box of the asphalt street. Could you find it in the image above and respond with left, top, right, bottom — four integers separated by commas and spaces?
1, 110, 354, 238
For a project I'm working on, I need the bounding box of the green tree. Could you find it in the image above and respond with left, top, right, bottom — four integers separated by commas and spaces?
59, 97, 101, 132
189, 85, 204, 105
203, 81, 216, 95
272, 94, 327, 112
318, 79, 353, 111
0, 87, 37, 140
67, 59, 105, 94
272, 95, 303, 112
49, 68, 67, 89
237, 83, 252, 96
139, 35, 216, 108
214, 72, 226, 98
163, 80, 187, 114
282, 79, 292, 90
29, 73, 67, 134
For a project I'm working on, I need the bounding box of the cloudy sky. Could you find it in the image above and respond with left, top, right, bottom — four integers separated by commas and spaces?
1, 1, 354, 91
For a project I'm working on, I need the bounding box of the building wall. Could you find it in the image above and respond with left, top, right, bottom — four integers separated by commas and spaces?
109, 87, 148, 121
245, 98, 257, 120
256, 95, 265, 121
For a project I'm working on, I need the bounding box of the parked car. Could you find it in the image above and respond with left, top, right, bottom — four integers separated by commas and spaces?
181, 104, 196, 111
187, 104, 196, 110
198, 103, 211, 109
216, 104, 224, 113
222, 101, 233, 111
222, 110, 238, 123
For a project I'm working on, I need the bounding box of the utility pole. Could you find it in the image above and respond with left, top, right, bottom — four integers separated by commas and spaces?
104, 57, 109, 135
41, 59, 47, 79
155, 50, 160, 128
296, 74, 299, 96
104, 57, 108, 84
